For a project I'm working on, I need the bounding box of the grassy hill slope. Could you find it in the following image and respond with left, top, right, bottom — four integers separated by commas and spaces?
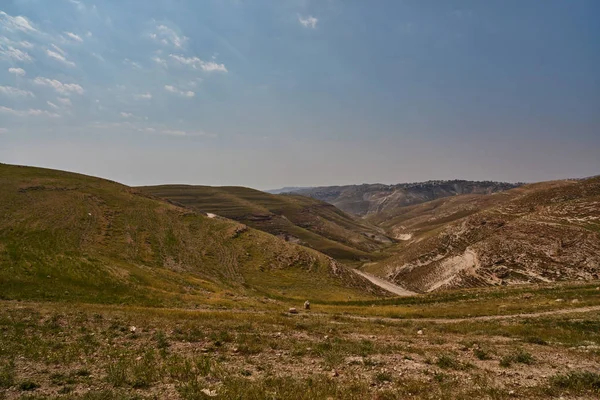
0, 164, 389, 306
137, 185, 393, 263
363, 178, 600, 292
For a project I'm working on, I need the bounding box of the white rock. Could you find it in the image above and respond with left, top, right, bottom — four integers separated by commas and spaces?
201, 388, 217, 397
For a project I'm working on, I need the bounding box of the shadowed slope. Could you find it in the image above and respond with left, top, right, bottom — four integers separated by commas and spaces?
137, 185, 393, 263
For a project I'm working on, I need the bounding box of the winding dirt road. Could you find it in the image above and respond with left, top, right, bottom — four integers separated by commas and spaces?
353, 269, 416, 296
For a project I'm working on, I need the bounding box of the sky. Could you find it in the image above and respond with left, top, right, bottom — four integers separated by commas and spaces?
0, 0, 599, 190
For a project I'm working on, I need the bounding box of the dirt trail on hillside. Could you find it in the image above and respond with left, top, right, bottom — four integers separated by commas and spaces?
335, 304, 600, 324
352, 269, 416, 296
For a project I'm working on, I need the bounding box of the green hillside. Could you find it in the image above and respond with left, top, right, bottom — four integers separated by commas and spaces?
137, 185, 393, 263
0, 164, 388, 306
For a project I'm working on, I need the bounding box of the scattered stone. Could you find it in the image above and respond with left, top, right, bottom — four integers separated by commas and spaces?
332, 369, 339, 377
571, 299, 579, 304
304, 300, 310, 310
324, 335, 329, 340
232, 347, 239, 353
417, 330, 423, 335
200, 388, 217, 397
509, 390, 515, 396
129, 326, 136, 333
555, 299, 564, 302
288, 307, 298, 314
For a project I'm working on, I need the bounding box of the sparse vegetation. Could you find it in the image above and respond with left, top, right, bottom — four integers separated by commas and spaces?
548, 371, 600, 395
0, 164, 599, 399
500, 349, 534, 367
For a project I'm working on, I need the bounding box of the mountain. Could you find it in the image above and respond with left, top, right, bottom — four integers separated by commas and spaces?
0, 163, 390, 305
286, 180, 522, 216
266, 186, 314, 194
137, 185, 393, 263
362, 177, 600, 292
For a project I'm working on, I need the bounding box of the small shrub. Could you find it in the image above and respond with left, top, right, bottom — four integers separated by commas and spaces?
436, 354, 458, 369
499, 355, 513, 368
74, 368, 91, 377
549, 371, 600, 394
19, 380, 39, 391
155, 330, 170, 351
473, 348, 492, 360
374, 371, 393, 383
500, 349, 534, 367
0, 360, 15, 388
514, 349, 533, 364
525, 336, 548, 346
106, 360, 127, 387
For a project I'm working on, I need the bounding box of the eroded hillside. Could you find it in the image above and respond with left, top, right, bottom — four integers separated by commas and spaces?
364, 178, 600, 292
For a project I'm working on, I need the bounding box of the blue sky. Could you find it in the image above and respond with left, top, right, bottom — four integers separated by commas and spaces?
0, 0, 599, 189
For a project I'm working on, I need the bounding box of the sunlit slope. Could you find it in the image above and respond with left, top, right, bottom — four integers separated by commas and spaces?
138, 185, 393, 263
0, 164, 388, 305
365, 178, 600, 292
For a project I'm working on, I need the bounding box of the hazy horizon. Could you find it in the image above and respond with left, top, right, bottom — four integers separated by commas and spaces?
1, 1, 599, 190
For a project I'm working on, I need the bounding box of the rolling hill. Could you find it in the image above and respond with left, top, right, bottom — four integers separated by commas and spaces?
285, 180, 521, 216
137, 185, 393, 263
0, 163, 390, 306
362, 177, 600, 292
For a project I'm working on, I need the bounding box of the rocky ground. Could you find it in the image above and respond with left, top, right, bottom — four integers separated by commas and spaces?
1, 283, 599, 400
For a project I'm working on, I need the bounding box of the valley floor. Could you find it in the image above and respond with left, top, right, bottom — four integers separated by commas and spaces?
1, 283, 600, 400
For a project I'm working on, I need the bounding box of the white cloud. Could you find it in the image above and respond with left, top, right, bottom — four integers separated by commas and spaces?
46, 49, 76, 67
86, 31, 93, 37
0, 127, 7, 134
68, 0, 85, 11
91, 52, 105, 62
120, 112, 133, 118
134, 93, 152, 100
8, 67, 26, 76
161, 129, 208, 137
299, 15, 318, 29
123, 58, 141, 69
33, 77, 84, 95
0, 105, 59, 118
64, 32, 83, 42
0, 11, 37, 33
47, 101, 59, 109
0, 85, 34, 97
0, 45, 33, 62
50, 44, 66, 55
56, 97, 72, 106
164, 85, 195, 98
169, 54, 227, 72
150, 24, 187, 48
152, 56, 167, 67
162, 129, 187, 136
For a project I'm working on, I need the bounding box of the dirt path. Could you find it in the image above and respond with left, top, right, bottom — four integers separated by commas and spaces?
352, 268, 416, 296
330, 304, 600, 324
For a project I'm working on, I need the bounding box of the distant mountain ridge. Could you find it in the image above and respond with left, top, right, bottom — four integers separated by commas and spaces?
282, 180, 522, 216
